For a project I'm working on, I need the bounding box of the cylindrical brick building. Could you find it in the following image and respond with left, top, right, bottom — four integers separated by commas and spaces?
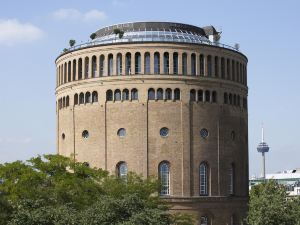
55, 22, 248, 225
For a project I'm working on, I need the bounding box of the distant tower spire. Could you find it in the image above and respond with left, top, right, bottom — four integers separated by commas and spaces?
257, 123, 270, 179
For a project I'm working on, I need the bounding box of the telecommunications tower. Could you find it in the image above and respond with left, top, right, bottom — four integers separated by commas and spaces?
257, 125, 270, 179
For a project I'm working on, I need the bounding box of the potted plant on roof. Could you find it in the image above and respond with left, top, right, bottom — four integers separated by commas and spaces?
90, 33, 97, 40
113, 28, 124, 40
69, 39, 76, 49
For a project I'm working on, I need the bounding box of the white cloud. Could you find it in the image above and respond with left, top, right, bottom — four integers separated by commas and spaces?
52, 9, 107, 22
0, 19, 43, 46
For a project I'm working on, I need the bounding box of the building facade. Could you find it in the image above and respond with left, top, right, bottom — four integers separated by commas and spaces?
55, 22, 249, 225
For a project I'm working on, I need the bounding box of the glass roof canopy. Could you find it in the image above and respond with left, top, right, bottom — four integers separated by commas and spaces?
64, 22, 239, 53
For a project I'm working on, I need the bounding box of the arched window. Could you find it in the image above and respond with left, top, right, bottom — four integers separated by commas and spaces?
207, 55, 212, 76
163, 52, 169, 74
125, 52, 131, 75
212, 91, 217, 103
73, 60, 76, 81
233, 94, 237, 105
99, 55, 105, 76
214, 56, 219, 77
64, 63, 67, 83
198, 90, 203, 102
227, 59, 231, 80
144, 52, 150, 74
74, 94, 78, 105
66, 96, 69, 107
236, 62, 240, 82
182, 53, 187, 75
79, 93, 84, 104
84, 57, 89, 78
148, 88, 155, 100
114, 89, 121, 101
191, 53, 196, 76
174, 88, 180, 100
78, 58, 82, 80
199, 162, 208, 196
224, 93, 228, 104
135, 52, 141, 74
159, 162, 170, 196
116, 53, 122, 75
232, 60, 235, 81
205, 90, 210, 102
117, 162, 128, 180
229, 93, 233, 105
165, 88, 172, 100
157, 88, 163, 100
68, 61, 71, 82
200, 54, 204, 76
62, 97, 66, 108
131, 88, 138, 100
237, 95, 240, 106
228, 163, 235, 195
154, 52, 160, 74
92, 55, 97, 78
243, 97, 247, 109
122, 89, 129, 101
106, 90, 113, 101
85, 92, 91, 103
60, 65, 63, 84
221, 57, 225, 79
173, 52, 178, 75
200, 216, 208, 225
92, 91, 98, 103
108, 54, 113, 76
190, 89, 196, 101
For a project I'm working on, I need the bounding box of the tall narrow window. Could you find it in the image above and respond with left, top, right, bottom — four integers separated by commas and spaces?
122, 89, 129, 101
207, 55, 212, 76
174, 88, 180, 100
191, 53, 196, 76
154, 52, 160, 74
163, 52, 169, 74
198, 90, 203, 102
221, 57, 225, 79
165, 88, 172, 100
224, 93, 228, 104
85, 92, 91, 103
144, 52, 150, 74
64, 63, 67, 83
237, 95, 240, 106
62, 97, 65, 108
114, 89, 121, 101
229, 93, 233, 104
214, 56, 219, 77
99, 55, 104, 76
125, 53, 131, 75
92, 56, 97, 78
212, 91, 217, 103
228, 163, 235, 195
205, 90, 210, 102
68, 61, 71, 82
78, 58, 82, 80
148, 88, 155, 100
157, 88, 163, 100
182, 53, 187, 75
173, 52, 178, 74
79, 93, 84, 104
236, 62, 240, 82
92, 91, 98, 103
227, 59, 231, 80
190, 89, 196, 101
66, 96, 69, 107
73, 60, 76, 81
84, 57, 89, 78
135, 52, 141, 74
108, 54, 113, 76
117, 162, 128, 180
117, 53, 122, 75
131, 88, 138, 100
199, 162, 208, 196
233, 94, 237, 105
232, 60, 235, 81
159, 162, 170, 196
74, 94, 78, 105
106, 90, 113, 101
200, 54, 204, 76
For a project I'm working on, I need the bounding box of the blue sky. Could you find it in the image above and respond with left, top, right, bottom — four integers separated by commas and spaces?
0, 0, 299, 176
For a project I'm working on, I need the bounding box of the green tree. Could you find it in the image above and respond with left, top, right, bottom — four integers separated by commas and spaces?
90, 33, 97, 40
0, 155, 194, 225
69, 39, 76, 47
247, 180, 300, 225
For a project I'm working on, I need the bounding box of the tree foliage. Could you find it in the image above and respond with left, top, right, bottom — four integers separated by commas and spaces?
69, 39, 76, 47
247, 180, 300, 225
0, 155, 193, 225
